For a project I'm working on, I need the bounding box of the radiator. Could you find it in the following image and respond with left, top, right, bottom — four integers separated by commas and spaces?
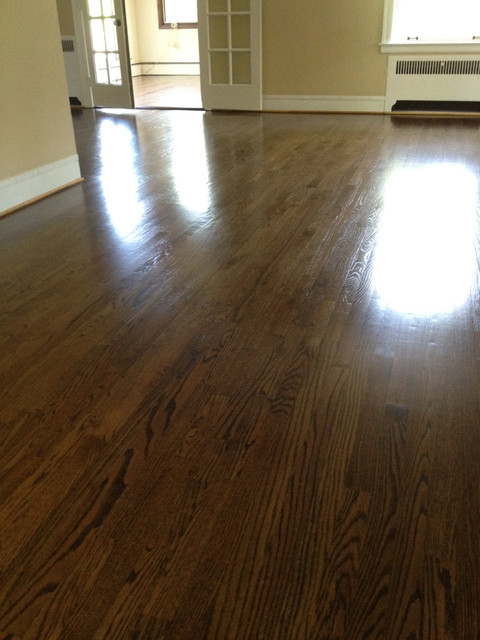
385, 55, 480, 112
61, 37, 82, 105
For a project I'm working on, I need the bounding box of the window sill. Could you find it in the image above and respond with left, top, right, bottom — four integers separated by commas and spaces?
159, 23, 198, 29
380, 42, 480, 54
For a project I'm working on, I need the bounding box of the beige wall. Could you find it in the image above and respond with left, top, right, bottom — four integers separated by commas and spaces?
56, 0, 75, 34
0, 0, 77, 182
263, 0, 387, 96
53, 0, 387, 95
126, 0, 386, 93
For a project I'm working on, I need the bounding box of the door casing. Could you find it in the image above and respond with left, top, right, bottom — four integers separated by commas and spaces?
70, 0, 262, 111
197, 0, 262, 111
72, 0, 133, 109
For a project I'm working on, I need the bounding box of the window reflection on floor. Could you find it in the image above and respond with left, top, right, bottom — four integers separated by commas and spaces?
99, 118, 144, 240
373, 162, 478, 316
169, 112, 211, 219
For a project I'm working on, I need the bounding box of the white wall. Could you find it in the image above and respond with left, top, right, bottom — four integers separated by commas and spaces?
126, 0, 199, 76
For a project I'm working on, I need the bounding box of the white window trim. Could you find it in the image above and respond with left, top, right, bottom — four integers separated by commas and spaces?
380, 0, 480, 54
157, 0, 198, 29
380, 42, 480, 54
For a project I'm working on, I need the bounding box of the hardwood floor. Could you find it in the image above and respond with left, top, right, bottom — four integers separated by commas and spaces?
132, 75, 201, 109
1, 109, 480, 639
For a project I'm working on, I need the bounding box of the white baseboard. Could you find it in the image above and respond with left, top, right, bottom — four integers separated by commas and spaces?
0, 155, 82, 214
262, 95, 387, 113
132, 63, 200, 76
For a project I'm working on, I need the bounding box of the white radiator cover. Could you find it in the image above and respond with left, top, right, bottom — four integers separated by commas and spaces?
385, 54, 480, 111
61, 36, 82, 102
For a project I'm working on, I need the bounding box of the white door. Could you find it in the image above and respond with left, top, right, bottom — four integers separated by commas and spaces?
76, 0, 133, 108
197, 0, 262, 111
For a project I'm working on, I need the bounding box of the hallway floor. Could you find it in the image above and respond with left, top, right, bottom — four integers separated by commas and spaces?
132, 75, 202, 109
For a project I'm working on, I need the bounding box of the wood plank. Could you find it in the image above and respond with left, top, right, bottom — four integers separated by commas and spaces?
1, 110, 480, 638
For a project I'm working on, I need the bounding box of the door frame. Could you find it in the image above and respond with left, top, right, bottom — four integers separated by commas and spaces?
72, 0, 94, 108
71, 0, 133, 108
70, 0, 263, 111
197, 0, 262, 111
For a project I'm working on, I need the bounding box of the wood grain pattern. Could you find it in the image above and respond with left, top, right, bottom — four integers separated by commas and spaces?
1, 110, 480, 639
132, 75, 201, 109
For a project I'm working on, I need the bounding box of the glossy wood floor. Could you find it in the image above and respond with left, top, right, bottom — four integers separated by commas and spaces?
1, 109, 480, 639
132, 75, 201, 109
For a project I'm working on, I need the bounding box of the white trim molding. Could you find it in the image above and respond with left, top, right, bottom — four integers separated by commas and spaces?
131, 63, 200, 76
381, 42, 480, 54
0, 155, 82, 215
380, 0, 480, 51
384, 54, 480, 112
262, 95, 386, 113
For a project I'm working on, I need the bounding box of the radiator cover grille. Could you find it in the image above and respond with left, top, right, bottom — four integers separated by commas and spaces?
396, 59, 480, 75
386, 55, 480, 111
62, 39, 75, 53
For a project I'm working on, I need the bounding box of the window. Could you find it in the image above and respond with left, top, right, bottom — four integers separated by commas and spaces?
158, 0, 198, 29
383, 0, 480, 44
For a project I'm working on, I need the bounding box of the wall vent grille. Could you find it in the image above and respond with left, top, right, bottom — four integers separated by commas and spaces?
62, 39, 75, 53
396, 59, 480, 75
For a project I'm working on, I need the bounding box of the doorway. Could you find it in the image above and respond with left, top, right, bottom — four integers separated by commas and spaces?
58, 0, 261, 112
125, 0, 201, 109
131, 75, 201, 109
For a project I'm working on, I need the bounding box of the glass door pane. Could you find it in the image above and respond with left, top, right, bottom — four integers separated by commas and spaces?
88, 0, 102, 16
209, 0, 227, 11
104, 18, 119, 50
198, 0, 261, 110
207, 0, 251, 86
102, 0, 115, 16
87, 0, 122, 85
231, 14, 250, 48
231, 0, 249, 10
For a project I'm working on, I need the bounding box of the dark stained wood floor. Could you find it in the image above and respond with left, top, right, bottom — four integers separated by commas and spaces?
1, 109, 480, 639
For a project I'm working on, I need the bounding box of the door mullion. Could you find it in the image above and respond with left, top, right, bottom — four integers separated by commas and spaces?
227, 0, 232, 85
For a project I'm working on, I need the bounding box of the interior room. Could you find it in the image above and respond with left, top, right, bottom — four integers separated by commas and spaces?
127, 0, 202, 109
58, 0, 203, 109
1, 1, 480, 638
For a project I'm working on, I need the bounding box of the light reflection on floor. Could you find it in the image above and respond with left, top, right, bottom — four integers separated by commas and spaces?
169, 112, 211, 220
99, 118, 144, 241
373, 162, 478, 316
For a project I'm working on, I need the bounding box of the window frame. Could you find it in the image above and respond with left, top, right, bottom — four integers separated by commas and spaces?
157, 0, 198, 29
380, 0, 480, 53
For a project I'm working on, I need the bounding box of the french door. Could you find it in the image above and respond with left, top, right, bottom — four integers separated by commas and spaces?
78, 0, 133, 108
197, 0, 262, 111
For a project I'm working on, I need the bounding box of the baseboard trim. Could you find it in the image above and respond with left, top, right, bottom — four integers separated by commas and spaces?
0, 178, 84, 219
132, 62, 200, 76
0, 155, 82, 215
262, 95, 387, 113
